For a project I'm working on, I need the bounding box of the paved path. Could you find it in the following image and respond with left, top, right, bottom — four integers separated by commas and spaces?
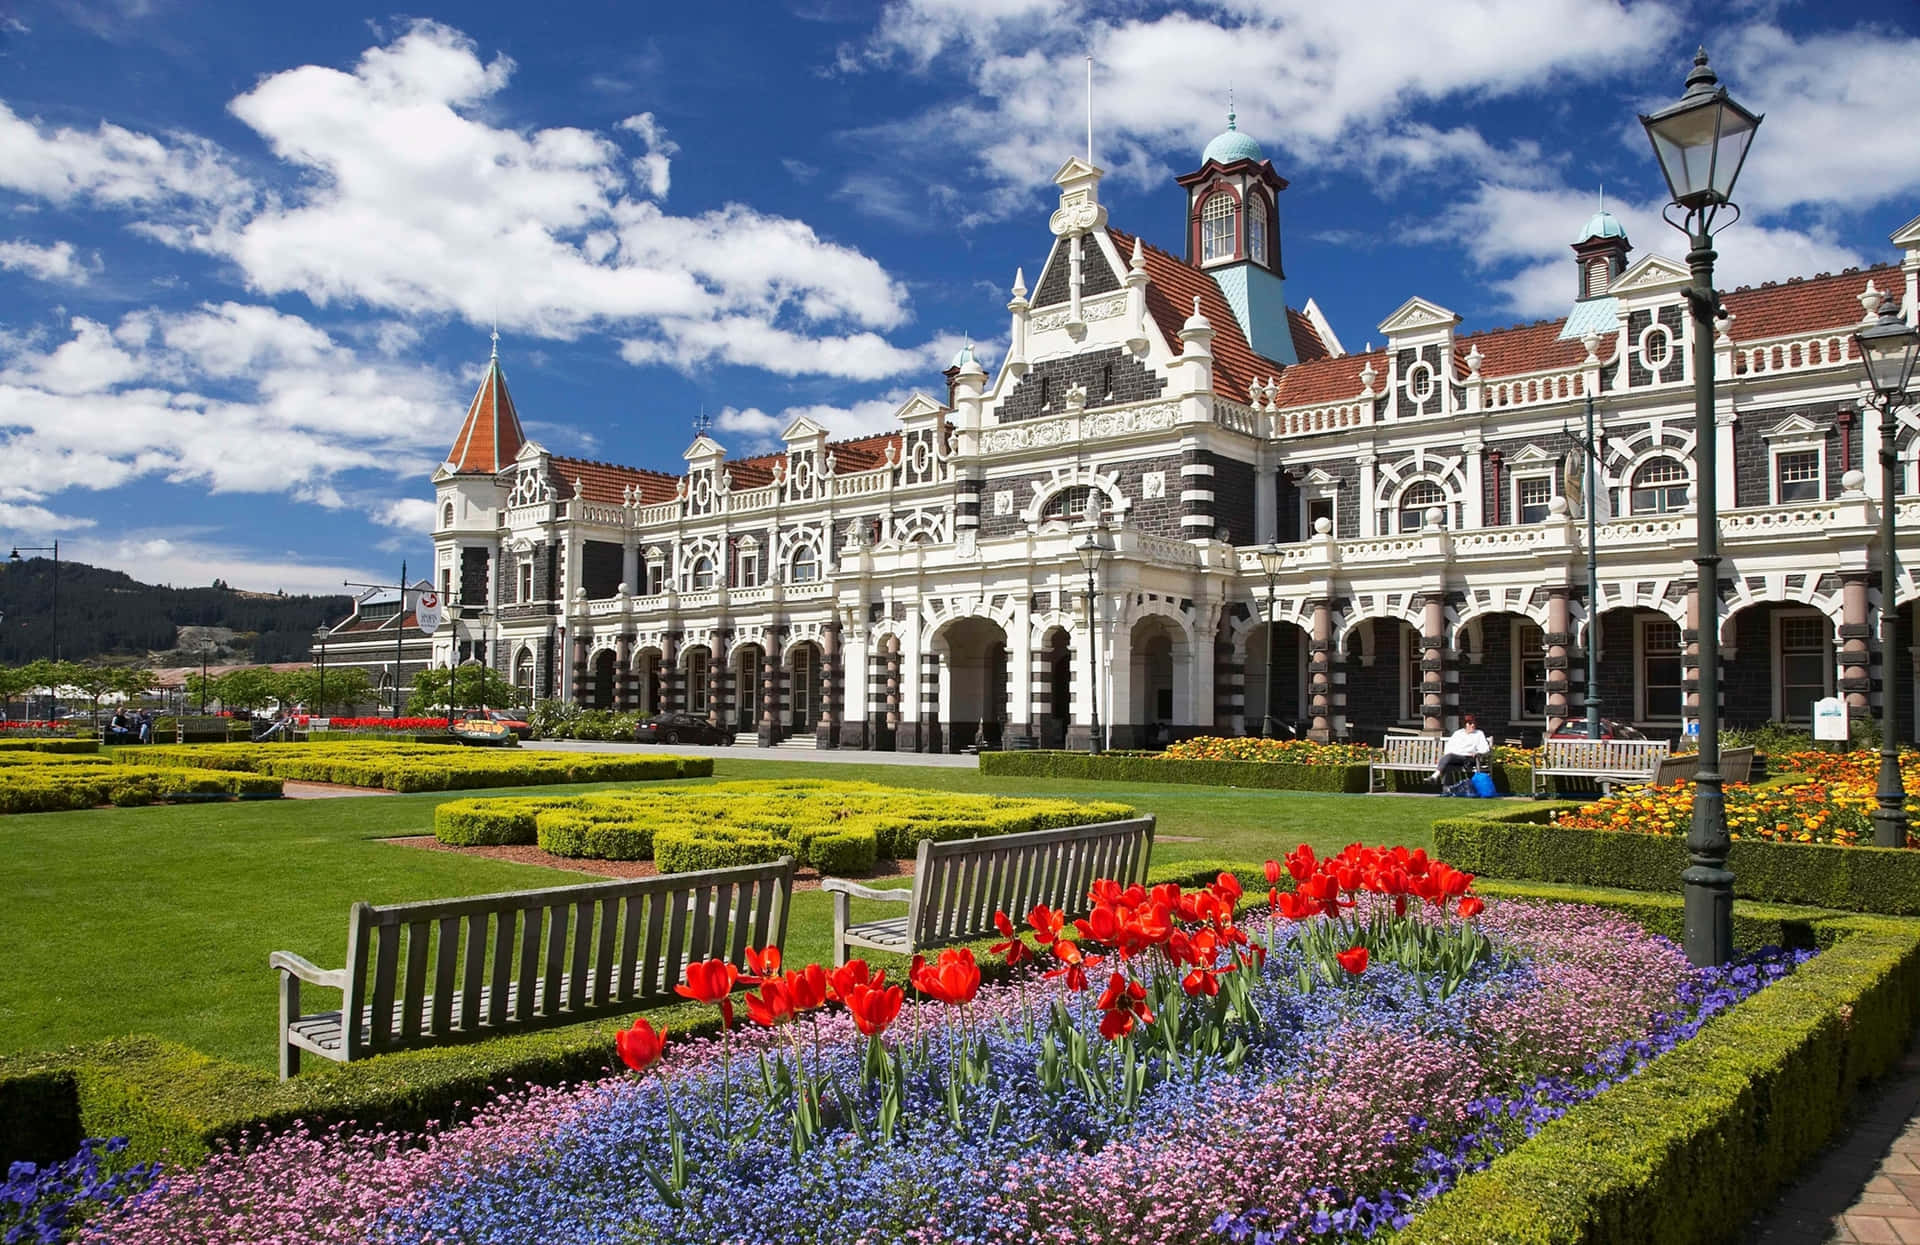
1745, 1043, 1920, 1244
521, 739, 982, 768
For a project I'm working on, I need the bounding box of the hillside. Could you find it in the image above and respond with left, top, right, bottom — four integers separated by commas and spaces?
0, 557, 354, 665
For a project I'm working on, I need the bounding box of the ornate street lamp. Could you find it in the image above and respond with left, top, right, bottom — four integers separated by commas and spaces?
1076, 532, 1107, 755
1641, 47, 1762, 967
8, 541, 59, 662
1853, 294, 1919, 849
313, 627, 330, 718
1257, 543, 1286, 737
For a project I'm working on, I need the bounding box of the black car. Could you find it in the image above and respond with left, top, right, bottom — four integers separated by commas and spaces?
634, 711, 734, 746
1549, 718, 1648, 741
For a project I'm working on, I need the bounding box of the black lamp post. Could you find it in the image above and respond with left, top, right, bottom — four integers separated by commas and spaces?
1563, 398, 1605, 736
8, 541, 59, 662
199, 643, 211, 715
1640, 46, 1762, 967
1853, 295, 1918, 849
314, 627, 330, 717
1076, 532, 1106, 755
1258, 542, 1285, 737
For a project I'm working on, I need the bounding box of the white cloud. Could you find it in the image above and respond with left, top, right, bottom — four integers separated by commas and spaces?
617, 112, 678, 199
0, 100, 248, 211
58, 532, 385, 596
717, 393, 915, 449
0, 501, 98, 537
373, 498, 438, 531
0, 239, 96, 284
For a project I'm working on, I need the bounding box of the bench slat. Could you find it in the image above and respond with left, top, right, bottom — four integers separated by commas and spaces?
707, 883, 735, 963
460, 912, 487, 1032
543, 902, 570, 1017
514, 907, 541, 1023
616, 894, 644, 1001
661, 884, 690, 1000
432, 916, 459, 1035
368, 924, 400, 1050
643, 891, 670, 1002
399, 922, 429, 1042
567, 899, 592, 1014
727, 881, 754, 964
591, 897, 618, 1009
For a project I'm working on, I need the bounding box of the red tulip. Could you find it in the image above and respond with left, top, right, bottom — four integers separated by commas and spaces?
615, 1016, 667, 1072
911, 947, 982, 1006
1263, 859, 1282, 885
991, 910, 1034, 968
1211, 871, 1243, 906
1275, 890, 1314, 921
744, 945, 782, 983
1182, 967, 1220, 997
745, 977, 795, 1028
1095, 970, 1153, 1039
675, 958, 742, 1028
828, 958, 884, 1003
844, 982, 904, 1037
1457, 895, 1486, 919
1028, 904, 1066, 944
785, 963, 830, 1012
1336, 945, 1369, 975
1044, 939, 1100, 992
1285, 844, 1317, 883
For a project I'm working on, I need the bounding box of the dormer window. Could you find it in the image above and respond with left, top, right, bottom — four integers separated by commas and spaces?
442, 502, 455, 529
790, 545, 819, 583
1246, 191, 1268, 267
1200, 192, 1237, 264
689, 556, 715, 591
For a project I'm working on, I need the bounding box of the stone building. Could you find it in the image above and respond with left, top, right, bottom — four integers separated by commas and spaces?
419, 118, 1920, 750
315, 586, 436, 714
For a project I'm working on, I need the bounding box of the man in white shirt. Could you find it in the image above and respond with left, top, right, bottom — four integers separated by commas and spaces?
1434, 714, 1491, 787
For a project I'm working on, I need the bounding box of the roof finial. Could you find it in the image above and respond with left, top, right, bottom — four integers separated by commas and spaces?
1598, 182, 1604, 213
489, 319, 499, 361
1084, 53, 1094, 165
1227, 84, 1236, 131
694, 404, 711, 438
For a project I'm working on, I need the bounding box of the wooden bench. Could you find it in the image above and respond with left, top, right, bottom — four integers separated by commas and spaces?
821, 817, 1155, 967
1370, 735, 1445, 792
269, 857, 793, 1078
1530, 739, 1672, 797
1648, 746, 1756, 787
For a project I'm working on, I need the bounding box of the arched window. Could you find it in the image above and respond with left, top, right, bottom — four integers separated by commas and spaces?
441, 502, 455, 529
1397, 480, 1447, 533
513, 648, 534, 701
689, 555, 715, 591
790, 545, 819, 583
1245, 191, 1268, 267
1042, 485, 1099, 523
1200, 192, 1237, 263
1629, 457, 1690, 514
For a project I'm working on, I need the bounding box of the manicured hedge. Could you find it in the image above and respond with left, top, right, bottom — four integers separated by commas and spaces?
981, 749, 1368, 792
435, 780, 1135, 876
0, 762, 283, 813
1400, 900, 1920, 1245
0, 738, 99, 754
1435, 805, 1920, 917
123, 741, 711, 792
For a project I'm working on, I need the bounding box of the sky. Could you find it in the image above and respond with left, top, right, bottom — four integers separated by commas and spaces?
0, 0, 1916, 594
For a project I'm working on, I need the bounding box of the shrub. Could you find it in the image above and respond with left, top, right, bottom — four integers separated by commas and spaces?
0, 761, 284, 813
0, 738, 99, 754
654, 825, 795, 873
535, 811, 653, 860
806, 829, 878, 875
124, 741, 712, 793
1159, 735, 1374, 765
980, 749, 1368, 792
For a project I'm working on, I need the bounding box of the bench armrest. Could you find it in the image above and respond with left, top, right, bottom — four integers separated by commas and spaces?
819, 879, 912, 903
269, 950, 349, 991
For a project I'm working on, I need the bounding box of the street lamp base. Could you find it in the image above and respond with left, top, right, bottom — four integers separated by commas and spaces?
1872, 806, 1910, 850
1681, 861, 1735, 968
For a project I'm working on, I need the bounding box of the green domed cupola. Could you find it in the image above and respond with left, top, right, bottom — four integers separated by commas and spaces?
1201, 108, 1264, 166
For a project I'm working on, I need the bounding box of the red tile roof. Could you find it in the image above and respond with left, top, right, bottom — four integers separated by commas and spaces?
1288, 307, 1331, 362
1107, 227, 1289, 403
827, 431, 899, 472
446, 358, 526, 474
1272, 349, 1384, 407
1721, 263, 1899, 343
1453, 320, 1598, 379
551, 456, 680, 505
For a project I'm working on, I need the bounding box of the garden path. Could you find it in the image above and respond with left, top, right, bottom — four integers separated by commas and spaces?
1745, 1041, 1920, 1244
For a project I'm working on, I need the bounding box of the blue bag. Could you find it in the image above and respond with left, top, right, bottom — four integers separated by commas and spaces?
1469, 771, 1497, 799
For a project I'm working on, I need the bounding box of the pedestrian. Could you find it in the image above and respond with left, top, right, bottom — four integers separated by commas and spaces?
138, 709, 154, 744
1433, 713, 1490, 790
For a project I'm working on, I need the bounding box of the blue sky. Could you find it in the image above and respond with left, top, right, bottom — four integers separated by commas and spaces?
1, 0, 1915, 593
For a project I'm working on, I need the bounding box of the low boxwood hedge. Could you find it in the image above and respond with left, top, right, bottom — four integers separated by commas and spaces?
1435, 806, 1920, 917
981, 749, 1369, 792
0, 738, 99, 754
0, 762, 284, 813
123, 742, 711, 792
1399, 895, 1920, 1244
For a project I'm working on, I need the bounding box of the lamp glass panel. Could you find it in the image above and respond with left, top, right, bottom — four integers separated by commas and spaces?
1708, 110, 1758, 200
1646, 99, 1725, 202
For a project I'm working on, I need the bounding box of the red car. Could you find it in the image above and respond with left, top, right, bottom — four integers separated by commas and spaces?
453, 708, 533, 740
1549, 718, 1648, 741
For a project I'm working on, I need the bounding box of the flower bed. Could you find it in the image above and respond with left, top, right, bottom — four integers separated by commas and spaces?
42, 847, 1818, 1245
982, 748, 1370, 792
1161, 735, 1375, 765
117, 741, 712, 792
434, 778, 1135, 874
0, 759, 283, 813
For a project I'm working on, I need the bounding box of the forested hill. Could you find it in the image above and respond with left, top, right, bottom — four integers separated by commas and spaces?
0, 557, 354, 664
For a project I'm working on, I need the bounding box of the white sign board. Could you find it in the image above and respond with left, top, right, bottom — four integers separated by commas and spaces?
1812, 696, 1849, 742
1683, 718, 1701, 738
413, 590, 445, 634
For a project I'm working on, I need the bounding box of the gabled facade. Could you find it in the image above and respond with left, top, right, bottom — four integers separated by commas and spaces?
402, 119, 1920, 752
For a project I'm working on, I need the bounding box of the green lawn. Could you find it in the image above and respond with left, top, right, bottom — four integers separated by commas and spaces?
0, 758, 1449, 1069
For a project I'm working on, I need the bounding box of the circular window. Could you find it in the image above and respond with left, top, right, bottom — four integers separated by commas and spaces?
790, 459, 811, 491
1406, 361, 1434, 403
909, 440, 932, 474
1641, 325, 1672, 370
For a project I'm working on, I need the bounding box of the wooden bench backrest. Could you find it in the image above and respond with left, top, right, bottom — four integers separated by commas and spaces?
342, 857, 793, 1058
1378, 736, 1445, 766
1652, 745, 1755, 787
1539, 738, 1670, 772
907, 817, 1156, 950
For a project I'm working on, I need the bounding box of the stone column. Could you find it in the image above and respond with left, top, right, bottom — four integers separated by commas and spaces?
662, 633, 682, 714
570, 634, 589, 707
615, 634, 635, 711
839, 612, 869, 751
1308, 598, 1334, 741
1840, 574, 1873, 717
816, 620, 841, 748
1682, 588, 1701, 725
1029, 640, 1053, 747
1419, 593, 1447, 733
884, 634, 903, 751
923, 650, 944, 753
757, 634, 784, 746
1544, 588, 1571, 732
706, 635, 726, 725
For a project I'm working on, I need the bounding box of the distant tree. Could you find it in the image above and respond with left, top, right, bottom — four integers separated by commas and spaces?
314, 667, 371, 715
409, 664, 514, 716
68, 664, 122, 727
0, 665, 28, 719
111, 667, 157, 704
210, 667, 277, 713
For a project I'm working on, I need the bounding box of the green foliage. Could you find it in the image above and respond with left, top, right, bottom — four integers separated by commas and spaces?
563, 709, 644, 741
209, 667, 278, 712
1399, 909, 1920, 1245
0, 738, 98, 754
407, 665, 516, 715
125, 741, 711, 793
654, 824, 794, 872
0, 761, 283, 813
1433, 806, 1920, 916
527, 698, 581, 739
980, 749, 1368, 792
534, 810, 655, 860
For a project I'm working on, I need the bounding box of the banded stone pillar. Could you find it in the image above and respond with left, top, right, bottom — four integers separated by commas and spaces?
1840, 574, 1873, 717
923, 651, 943, 753
1308, 598, 1334, 741
1419, 593, 1447, 733
884, 635, 902, 749
615, 635, 636, 711
662, 633, 682, 714
1215, 614, 1243, 734
1029, 643, 1052, 746
758, 636, 783, 746
816, 620, 841, 748
706, 636, 726, 725
1682, 587, 1700, 724
570, 634, 589, 707
1543, 588, 1571, 732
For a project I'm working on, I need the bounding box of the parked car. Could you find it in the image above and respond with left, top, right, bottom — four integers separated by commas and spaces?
461, 708, 533, 740
633, 711, 734, 746
1549, 718, 1648, 741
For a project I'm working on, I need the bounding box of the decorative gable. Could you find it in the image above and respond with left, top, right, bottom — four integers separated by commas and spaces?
1376, 296, 1462, 338
1611, 254, 1691, 297
1761, 413, 1827, 443
682, 434, 726, 461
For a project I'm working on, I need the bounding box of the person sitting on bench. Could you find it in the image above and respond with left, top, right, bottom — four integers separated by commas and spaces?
1433, 714, 1491, 787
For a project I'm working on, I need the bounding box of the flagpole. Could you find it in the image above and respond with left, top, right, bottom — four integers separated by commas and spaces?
1566, 398, 1603, 735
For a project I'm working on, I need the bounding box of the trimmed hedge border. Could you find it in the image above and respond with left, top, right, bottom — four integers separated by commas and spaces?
1436, 805, 1920, 917
1400, 885, 1920, 1244
981, 749, 1368, 792
125, 743, 711, 793
0, 738, 99, 754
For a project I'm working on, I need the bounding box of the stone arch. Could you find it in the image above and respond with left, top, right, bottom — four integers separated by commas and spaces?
920, 594, 1020, 652
1449, 586, 1551, 653
1022, 465, 1131, 528
1717, 571, 1844, 649
1026, 610, 1081, 649
1373, 449, 1468, 532
1226, 593, 1315, 665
